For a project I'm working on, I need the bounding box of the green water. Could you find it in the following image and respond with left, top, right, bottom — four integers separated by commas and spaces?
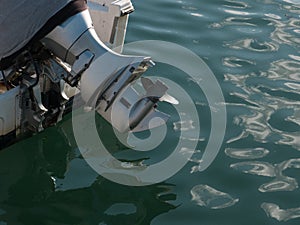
1, 0, 300, 224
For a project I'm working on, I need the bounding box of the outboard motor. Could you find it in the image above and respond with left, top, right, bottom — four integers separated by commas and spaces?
0, 0, 175, 148
43, 7, 174, 132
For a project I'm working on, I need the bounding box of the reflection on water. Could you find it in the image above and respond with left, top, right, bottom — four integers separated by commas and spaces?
219, 0, 300, 223
105, 203, 137, 216
225, 147, 269, 159
191, 185, 239, 209
223, 38, 279, 52
230, 159, 300, 192
0, 122, 176, 225
230, 161, 276, 177
262, 203, 300, 222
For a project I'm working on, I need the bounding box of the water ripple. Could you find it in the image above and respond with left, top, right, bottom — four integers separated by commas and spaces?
191, 184, 239, 209
259, 177, 297, 192
223, 38, 279, 52
223, 56, 256, 68
269, 17, 300, 46
267, 59, 300, 81
224, 9, 251, 16
211, 17, 259, 29
231, 159, 300, 192
225, 147, 269, 159
230, 161, 276, 177
261, 203, 300, 222
224, 0, 249, 9
283, 0, 300, 4
225, 59, 300, 147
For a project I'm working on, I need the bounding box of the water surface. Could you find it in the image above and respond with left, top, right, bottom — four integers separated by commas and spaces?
1, 0, 300, 224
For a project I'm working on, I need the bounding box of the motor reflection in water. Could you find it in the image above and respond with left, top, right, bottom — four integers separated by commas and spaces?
0, 115, 177, 225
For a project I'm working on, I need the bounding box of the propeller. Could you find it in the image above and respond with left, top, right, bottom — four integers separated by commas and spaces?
141, 77, 179, 104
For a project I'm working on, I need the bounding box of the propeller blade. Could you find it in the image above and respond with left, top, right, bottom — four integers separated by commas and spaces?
141, 77, 167, 98
141, 77, 179, 104
160, 93, 179, 105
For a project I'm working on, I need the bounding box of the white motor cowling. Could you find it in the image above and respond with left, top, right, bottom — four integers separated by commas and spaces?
88, 0, 134, 52
42, 7, 175, 132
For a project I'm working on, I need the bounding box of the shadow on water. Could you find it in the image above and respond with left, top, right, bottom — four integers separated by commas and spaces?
0, 116, 177, 225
